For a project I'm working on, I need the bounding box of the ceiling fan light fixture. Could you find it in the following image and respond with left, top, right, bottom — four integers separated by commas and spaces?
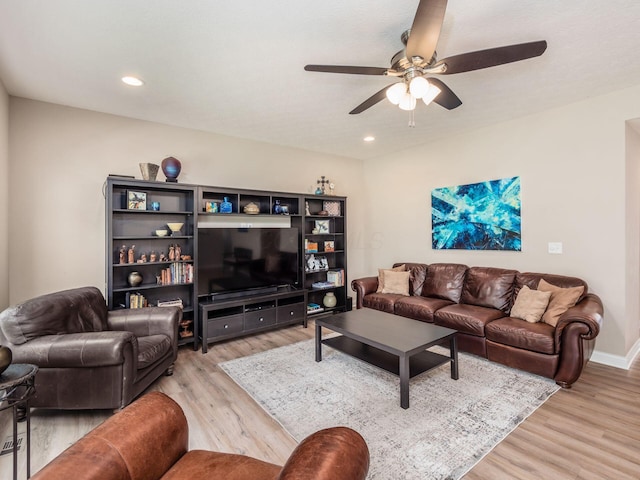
398, 93, 416, 111
422, 83, 442, 105
409, 76, 429, 99
386, 83, 406, 105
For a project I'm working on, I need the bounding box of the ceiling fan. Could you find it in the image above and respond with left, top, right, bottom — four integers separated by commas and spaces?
304, 0, 547, 115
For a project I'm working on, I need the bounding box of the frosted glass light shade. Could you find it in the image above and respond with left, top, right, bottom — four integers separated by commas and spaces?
398, 93, 416, 111
386, 83, 406, 105
409, 76, 429, 98
422, 83, 442, 105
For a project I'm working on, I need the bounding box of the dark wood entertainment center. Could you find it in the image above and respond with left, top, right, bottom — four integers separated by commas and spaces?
105, 177, 347, 352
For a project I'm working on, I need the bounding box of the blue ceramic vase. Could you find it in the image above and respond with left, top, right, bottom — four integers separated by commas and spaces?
220, 197, 233, 213
161, 156, 181, 182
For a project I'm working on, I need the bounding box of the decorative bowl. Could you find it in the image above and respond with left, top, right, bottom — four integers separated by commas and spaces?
243, 202, 260, 214
155, 229, 169, 237
166, 222, 184, 234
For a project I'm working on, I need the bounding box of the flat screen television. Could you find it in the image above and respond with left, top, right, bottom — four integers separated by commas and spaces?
197, 227, 300, 298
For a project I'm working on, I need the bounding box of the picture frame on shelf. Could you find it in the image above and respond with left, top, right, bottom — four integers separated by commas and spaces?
323, 200, 341, 216
315, 220, 330, 234
127, 190, 147, 210
324, 241, 335, 252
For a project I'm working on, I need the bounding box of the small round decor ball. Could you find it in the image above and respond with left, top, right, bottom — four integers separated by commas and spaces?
323, 292, 337, 308
0, 345, 12, 375
127, 271, 143, 287
161, 156, 182, 183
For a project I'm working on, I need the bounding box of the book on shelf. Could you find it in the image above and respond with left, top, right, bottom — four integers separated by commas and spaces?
305, 241, 318, 253
157, 298, 184, 309
159, 262, 193, 285
312, 281, 335, 289
127, 292, 148, 309
327, 269, 344, 287
307, 302, 324, 313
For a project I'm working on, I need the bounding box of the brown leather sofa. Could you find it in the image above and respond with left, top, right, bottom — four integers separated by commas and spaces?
0, 286, 180, 410
33, 391, 370, 480
352, 263, 603, 388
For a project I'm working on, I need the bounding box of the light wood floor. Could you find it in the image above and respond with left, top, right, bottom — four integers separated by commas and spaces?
1, 320, 639, 479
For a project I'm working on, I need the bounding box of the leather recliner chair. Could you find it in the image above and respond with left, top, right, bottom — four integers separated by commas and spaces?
32, 391, 370, 480
0, 286, 180, 410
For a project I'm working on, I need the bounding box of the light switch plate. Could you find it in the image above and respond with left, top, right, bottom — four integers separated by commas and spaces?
548, 242, 563, 254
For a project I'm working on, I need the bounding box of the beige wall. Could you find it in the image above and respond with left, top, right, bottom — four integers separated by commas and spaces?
0, 80, 8, 309
363, 85, 640, 362
626, 120, 640, 354
8, 98, 366, 304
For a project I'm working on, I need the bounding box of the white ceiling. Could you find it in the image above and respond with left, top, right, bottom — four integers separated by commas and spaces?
1, 0, 639, 160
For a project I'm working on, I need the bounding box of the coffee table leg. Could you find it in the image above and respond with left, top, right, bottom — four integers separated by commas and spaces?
450, 335, 459, 380
315, 322, 322, 362
400, 354, 409, 409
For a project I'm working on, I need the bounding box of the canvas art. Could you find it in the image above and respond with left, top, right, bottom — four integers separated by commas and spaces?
432, 176, 521, 250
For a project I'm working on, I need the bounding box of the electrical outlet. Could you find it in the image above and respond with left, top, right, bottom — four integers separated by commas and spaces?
548, 242, 563, 254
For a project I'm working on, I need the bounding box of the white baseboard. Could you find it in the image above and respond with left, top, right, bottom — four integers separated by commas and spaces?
590, 338, 640, 370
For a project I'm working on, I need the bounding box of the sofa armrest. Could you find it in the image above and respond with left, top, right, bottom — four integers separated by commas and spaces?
555, 293, 603, 344
351, 276, 379, 309
279, 427, 369, 480
10, 331, 137, 368
108, 306, 181, 339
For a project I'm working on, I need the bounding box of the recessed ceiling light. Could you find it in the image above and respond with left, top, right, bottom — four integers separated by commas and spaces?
363, 136, 375, 142
121, 76, 144, 87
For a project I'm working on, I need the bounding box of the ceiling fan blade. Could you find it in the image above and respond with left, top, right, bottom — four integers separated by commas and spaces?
304, 65, 388, 75
406, 0, 448, 62
433, 40, 547, 74
427, 78, 462, 110
349, 85, 396, 114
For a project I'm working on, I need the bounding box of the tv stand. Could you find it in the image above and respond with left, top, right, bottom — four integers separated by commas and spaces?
198, 289, 308, 353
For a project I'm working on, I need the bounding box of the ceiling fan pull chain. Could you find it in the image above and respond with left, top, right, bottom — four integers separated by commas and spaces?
408, 109, 416, 128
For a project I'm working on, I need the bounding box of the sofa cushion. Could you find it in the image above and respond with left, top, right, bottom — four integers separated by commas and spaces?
394, 263, 428, 296
421, 263, 467, 303
380, 271, 410, 295
164, 450, 282, 480
434, 304, 506, 336
362, 293, 404, 313
460, 267, 517, 313
137, 334, 172, 369
485, 317, 556, 355
376, 264, 406, 293
394, 296, 453, 323
510, 286, 551, 323
538, 279, 584, 327
516, 272, 588, 298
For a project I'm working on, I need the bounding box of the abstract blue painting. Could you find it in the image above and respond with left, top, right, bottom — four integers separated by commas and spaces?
432, 176, 521, 251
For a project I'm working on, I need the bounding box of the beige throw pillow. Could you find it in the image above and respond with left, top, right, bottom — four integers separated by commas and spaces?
538, 279, 584, 327
376, 264, 406, 293
510, 285, 552, 323
380, 270, 410, 295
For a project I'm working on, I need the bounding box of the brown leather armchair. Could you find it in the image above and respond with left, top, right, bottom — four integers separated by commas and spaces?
33, 391, 370, 480
0, 286, 180, 410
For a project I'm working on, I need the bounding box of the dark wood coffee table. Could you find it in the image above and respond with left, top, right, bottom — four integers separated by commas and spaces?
315, 308, 458, 409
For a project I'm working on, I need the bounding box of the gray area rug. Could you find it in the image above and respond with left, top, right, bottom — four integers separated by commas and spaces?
220, 338, 559, 479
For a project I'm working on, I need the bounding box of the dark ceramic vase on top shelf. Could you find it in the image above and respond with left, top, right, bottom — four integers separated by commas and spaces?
161, 156, 181, 183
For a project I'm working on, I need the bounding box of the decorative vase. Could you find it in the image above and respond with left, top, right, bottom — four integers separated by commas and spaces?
273, 200, 282, 214
0, 345, 12, 375
243, 202, 260, 214
220, 197, 233, 214
323, 292, 337, 308
161, 156, 182, 183
139, 163, 160, 181
127, 271, 143, 287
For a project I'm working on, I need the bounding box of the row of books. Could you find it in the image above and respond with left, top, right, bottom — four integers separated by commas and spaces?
126, 295, 184, 309
160, 263, 194, 285
307, 302, 324, 314
326, 269, 344, 287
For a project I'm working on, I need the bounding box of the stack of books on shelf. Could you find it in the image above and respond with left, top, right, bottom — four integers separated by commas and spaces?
157, 298, 184, 309
304, 239, 318, 253
327, 269, 345, 287
307, 302, 324, 314
160, 262, 194, 285
312, 281, 335, 290
127, 292, 148, 309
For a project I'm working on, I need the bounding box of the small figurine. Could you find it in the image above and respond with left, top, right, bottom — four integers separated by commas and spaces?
174, 244, 181, 261
128, 245, 135, 264
138, 254, 147, 263
329, 182, 335, 195
150, 251, 157, 262
168, 245, 175, 261
159, 252, 167, 262
305, 201, 311, 216
119, 245, 126, 264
